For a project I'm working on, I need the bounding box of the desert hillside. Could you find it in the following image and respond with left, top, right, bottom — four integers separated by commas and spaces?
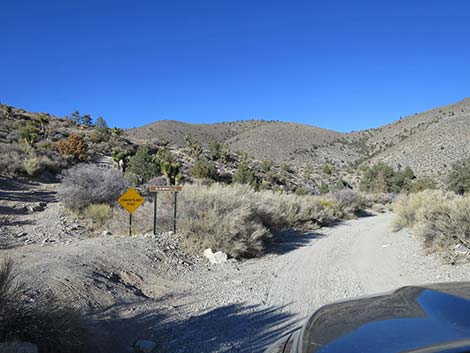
362, 98, 470, 178
128, 98, 470, 179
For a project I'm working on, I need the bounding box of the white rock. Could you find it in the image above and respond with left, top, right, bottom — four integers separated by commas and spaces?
133, 339, 158, 353
203, 248, 228, 264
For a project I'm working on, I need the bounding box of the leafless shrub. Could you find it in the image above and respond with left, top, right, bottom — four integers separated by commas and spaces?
58, 164, 129, 210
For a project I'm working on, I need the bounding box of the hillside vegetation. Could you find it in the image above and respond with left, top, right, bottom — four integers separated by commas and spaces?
128, 98, 470, 183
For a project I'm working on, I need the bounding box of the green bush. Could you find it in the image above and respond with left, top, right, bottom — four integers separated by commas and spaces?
447, 157, 470, 195
192, 158, 219, 180
261, 160, 274, 173
360, 163, 415, 193
127, 145, 161, 182
322, 164, 333, 175
19, 123, 40, 144
233, 161, 258, 188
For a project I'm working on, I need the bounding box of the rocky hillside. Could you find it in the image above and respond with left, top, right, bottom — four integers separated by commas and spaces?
358, 98, 470, 179
129, 97, 470, 180
128, 120, 362, 167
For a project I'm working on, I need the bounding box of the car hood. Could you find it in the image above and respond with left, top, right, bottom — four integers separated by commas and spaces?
298, 282, 470, 353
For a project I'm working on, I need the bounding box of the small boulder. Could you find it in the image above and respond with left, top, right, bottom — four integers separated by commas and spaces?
133, 339, 158, 353
203, 248, 228, 264
102, 230, 112, 236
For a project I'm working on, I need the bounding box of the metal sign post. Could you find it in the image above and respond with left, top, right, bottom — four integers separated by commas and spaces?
117, 188, 144, 236
149, 185, 183, 235
173, 191, 177, 234
153, 191, 158, 235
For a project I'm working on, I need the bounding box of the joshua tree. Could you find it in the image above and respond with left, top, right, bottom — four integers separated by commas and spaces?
160, 160, 182, 185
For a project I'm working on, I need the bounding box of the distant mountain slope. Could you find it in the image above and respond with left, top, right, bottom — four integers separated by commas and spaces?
227, 122, 361, 165
126, 120, 273, 146
361, 98, 470, 178
128, 119, 363, 166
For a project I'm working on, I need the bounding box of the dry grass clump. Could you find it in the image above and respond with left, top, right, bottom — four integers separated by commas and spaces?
0, 258, 90, 352
85, 203, 113, 228
177, 183, 368, 258
391, 190, 470, 259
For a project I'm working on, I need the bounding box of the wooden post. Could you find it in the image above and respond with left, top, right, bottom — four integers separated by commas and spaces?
129, 214, 132, 236
173, 191, 177, 235
153, 191, 158, 235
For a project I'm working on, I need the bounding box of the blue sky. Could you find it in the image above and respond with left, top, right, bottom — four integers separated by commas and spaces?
2, 0, 470, 132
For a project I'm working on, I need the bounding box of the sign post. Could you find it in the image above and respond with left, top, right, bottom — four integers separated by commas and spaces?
117, 188, 144, 236
149, 185, 183, 235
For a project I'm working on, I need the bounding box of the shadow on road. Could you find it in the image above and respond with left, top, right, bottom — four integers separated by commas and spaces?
96, 300, 298, 353
265, 229, 324, 255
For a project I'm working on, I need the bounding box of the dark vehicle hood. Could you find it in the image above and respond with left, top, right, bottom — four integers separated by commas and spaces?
297, 282, 470, 353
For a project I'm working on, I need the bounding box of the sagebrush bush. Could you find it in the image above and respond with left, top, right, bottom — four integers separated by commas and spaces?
59, 164, 129, 210
0, 258, 90, 352
391, 190, 470, 258
178, 184, 368, 258
391, 190, 454, 231
85, 203, 113, 227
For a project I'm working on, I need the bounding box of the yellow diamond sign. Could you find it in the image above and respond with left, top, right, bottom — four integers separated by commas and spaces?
118, 188, 144, 214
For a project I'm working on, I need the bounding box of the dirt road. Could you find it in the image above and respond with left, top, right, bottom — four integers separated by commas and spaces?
165, 212, 470, 353
4, 211, 470, 352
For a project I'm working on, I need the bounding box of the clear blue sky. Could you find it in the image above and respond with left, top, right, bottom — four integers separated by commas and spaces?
2, 0, 470, 132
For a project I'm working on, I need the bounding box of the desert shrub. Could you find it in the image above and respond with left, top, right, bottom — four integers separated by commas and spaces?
24, 157, 40, 176
319, 184, 329, 194
0, 144, 24, 176
391, 190, 454, 231
447, 157, 470, 195
184, 134, 203, 158
328, 189, 364, 214
36, 139, 56, 152
322, 164, 333, 175
57, 134, 88, 161
410, 177, 437, 193
179, 184, 270, 258
127, 145, 161, 182
360, 163, 415, 193
0, 258, 90, 352
191, 158, 219, 180
208, 141, 222, 160
415, 197, 470, 253
261, 159, 274, 173
85, 203, 113, 227
178, 183, 365, 258
59, 164, 129, 210
19, 122, 40, 144
233, 161, 258, 188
